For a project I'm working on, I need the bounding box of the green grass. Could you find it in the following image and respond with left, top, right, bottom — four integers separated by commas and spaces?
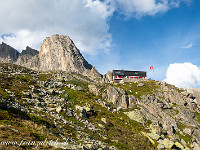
175, 132, 193, 144
58, 82, 155, 149
194, 112, 200, 124
177, 121, 192, 130
0, 63, 159, 150
114, 81, 160, 99
66, 79, 88, 89
0, 88, 10, 99
0, 109, 59, 149
120, 106, 141, 112
166, 83, 184, 93
38, 73, 51, 81
30, 131, 47, 141
28, 113, 56, 128
60, 110, 85, 127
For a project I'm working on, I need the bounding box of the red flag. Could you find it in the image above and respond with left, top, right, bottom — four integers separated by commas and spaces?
150, 66, 153, 70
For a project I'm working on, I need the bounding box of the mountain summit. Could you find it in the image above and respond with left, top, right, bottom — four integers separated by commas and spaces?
0, 34, 101, 78
38, 34, 100, 78
0, 42, 19, 63
16, 46, 39, 66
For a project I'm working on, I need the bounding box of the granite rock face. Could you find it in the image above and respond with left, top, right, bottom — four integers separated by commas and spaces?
0, 42, 19, 63
0, 35, 101, 79
16, 46, 39, 66
100, 81, 200, 149
38, 35, 100, 78
187, 88, 200, 105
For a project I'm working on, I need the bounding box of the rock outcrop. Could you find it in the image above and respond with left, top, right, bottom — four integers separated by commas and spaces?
0, 35, 101, 79
16, 46, 39, 66
187, 88, 200, 106
38, 34, 101, 78
0, 63, 200, 149
103, 71, 113, 83
100, 81, 200, 149
0, 42, 19, 63
88, 84, 100, 96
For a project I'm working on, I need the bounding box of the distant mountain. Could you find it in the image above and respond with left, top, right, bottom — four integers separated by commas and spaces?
0, 34, 101, 79
0, 42, 19, 63
16, 46, 39, 66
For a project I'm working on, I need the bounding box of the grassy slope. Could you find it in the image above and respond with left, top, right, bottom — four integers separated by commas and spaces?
0, 63, 157, 149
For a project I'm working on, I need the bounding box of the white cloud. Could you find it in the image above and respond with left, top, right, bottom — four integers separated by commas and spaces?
108, 0, 191, 18
0, 30, 45, 51
181, 43, 193, 49
0, 0, 112, 54
0, 0, 191, 53
164, 63, 200, 89
114, 0, 168, 17
84, 0, 114, 19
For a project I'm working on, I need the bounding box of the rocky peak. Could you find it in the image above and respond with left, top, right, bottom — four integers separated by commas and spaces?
0, 42, 19, 63
0, 35, 101, 79
39, 34, 101, 78
16, 46, 39, 66
21, 46, 39, 56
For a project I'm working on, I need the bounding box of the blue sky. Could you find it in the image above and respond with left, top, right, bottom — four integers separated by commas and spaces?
0, 0, 200, 88
85, 0, 200, 85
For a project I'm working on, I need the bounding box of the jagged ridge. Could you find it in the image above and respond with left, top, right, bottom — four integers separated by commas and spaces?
0, 42, 20, 63
0, 34, 101, 79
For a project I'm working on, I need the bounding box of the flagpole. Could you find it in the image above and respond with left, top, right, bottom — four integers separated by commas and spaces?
150, 66, 154, 80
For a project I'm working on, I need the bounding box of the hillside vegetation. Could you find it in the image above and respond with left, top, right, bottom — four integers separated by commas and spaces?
0, 63, 200, 150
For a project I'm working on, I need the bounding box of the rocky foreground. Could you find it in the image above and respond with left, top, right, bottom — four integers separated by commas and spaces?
0, 63, 200, 150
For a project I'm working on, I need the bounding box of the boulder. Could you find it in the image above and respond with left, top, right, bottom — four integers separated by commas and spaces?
88, 84, 100, 96
187, 88, 200, 105
124, 110, 146, 125
150, 123, 163, 135
66, 109, 74, 117
67, 84, 76, 89
115, 87, 126, 95
163, 138, 174, 148
75, 105, 91, 118
137, 83, 144, 87
56, 106, 62, 113
176, 109, 195, 125
101, 118, 107, 124
121, 95, 129, 108
157, 143, 165, 149
128, 95, 137, 107
102, 86, 119, 105
158, 139, 174, 149
166, 91, 186, 106
193, 142, 200, 150
146, 132, 160, 140
174, 142, 184, 149
183, 128, 192, 136
76, 86, 84, 91
105, 71, 113, 82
